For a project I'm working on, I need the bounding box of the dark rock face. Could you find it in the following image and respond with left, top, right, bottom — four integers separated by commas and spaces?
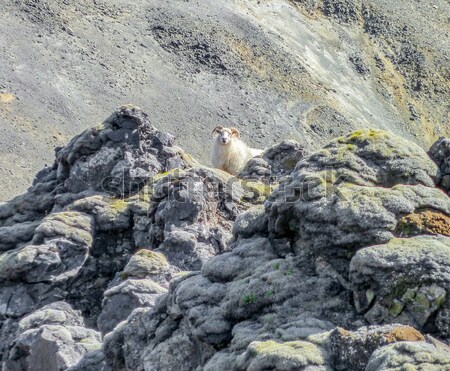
1, 115, 450, 371
238, 140, 309, 184
429, 137, 450, 194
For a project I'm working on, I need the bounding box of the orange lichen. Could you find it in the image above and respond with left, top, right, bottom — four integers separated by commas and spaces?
384, 326, 425, 343
395, 209, 450, 237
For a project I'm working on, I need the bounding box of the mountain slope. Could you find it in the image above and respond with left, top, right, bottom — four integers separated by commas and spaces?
0, 0, 449, 200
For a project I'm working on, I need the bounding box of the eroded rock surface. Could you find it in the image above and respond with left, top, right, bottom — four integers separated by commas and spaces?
1, 117, 450, 371
429, 137, 450, 194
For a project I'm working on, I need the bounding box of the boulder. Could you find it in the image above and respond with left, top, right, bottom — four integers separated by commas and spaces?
4, 302, 101, 371
366, 340, 450, 371
0, 106, 195, 364
350, 237, 450, 337
329, 324, 424, 371
55, 105, 190, 197
97, 278, 167, 336
266, 129, 449, 266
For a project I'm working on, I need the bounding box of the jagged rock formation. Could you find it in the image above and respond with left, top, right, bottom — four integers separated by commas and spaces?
1, 108, 450, 371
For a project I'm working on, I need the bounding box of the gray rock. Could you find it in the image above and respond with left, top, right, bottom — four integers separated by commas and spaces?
56, 105, 190, 197
5, 325, 101, 371
97, 278, 167, 336
66, 350, 110, 371
350, 237, 450, 337
123, 249, 170, 280
19, 302, 86, 332
4, 303, 101, 371
0, 106, 197, 365
266, 129, 448, 265
236, 339, 331, 371
366, 340, 450, 371
3, 118, 450, 371
148, 166, 262, 271
238, 140, 309, 184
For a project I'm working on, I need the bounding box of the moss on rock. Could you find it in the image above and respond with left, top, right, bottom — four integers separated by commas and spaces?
246, 340, 326, 368
123, 249, 169, 278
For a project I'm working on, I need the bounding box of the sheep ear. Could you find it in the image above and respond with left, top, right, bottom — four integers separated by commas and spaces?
212, 126, 223, 135
231, 128, 240, 138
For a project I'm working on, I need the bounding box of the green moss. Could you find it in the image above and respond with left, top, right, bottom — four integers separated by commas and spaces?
124, 249, 168, 277
283, 159, 300, 169
284, 267, 294, 276
43, 212, 93, 245
389, 300, 404, 316
109, 198, 129, 212
414, 292, 430, 310
436, 293, 447, 308
152, 168, 186, 182
402, 288, 417, 302
78, 338, 101, 352
242, 293, 257, 305
347, 129, 389, 143
94, 122, 105, 131
174, 271, 192, 278
242, 181, 276, 203
395, 219, 417, 236
119, 271, 130, 280
135, 249, 167, 264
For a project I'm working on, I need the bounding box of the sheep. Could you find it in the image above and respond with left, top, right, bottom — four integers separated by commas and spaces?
211, 126, 263, 175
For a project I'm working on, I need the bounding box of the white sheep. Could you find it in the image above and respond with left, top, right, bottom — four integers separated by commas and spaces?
211, 126, 263, 175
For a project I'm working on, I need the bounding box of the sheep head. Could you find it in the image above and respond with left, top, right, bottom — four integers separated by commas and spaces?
212, 126, 240, 145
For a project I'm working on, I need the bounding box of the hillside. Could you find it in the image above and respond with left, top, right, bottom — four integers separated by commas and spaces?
1, 0, 449, 201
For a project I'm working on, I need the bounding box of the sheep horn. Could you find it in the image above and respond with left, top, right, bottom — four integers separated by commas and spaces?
230, 127, 240, 138
212, 126, 223, 135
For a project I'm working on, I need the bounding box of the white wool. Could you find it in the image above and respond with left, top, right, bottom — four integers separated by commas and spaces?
211, 134, 263, 175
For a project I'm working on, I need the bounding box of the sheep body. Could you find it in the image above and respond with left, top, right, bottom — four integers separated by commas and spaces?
211, 126, 263, 175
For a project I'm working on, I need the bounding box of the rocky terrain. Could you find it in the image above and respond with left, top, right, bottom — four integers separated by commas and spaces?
1, 0, 449, 200
0, 105, 450, 371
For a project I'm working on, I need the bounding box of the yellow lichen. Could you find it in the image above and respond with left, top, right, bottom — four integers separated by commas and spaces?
347, 129, 389, 143
109, 198, 129, 212
248, 340, 324, 365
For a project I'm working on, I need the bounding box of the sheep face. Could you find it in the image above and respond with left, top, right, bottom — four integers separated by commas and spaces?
212, 126, 240, 145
